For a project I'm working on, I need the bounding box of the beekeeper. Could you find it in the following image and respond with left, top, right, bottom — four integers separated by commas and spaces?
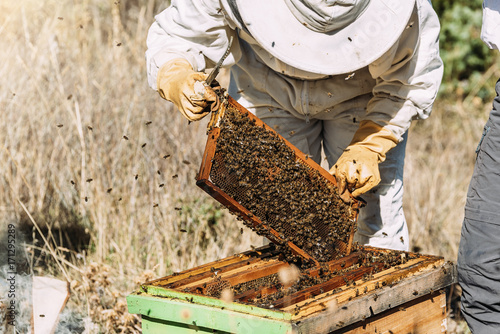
458, 1, 500, 332
146, 0, 443, 251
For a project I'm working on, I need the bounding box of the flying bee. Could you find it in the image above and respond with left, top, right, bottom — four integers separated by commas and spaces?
182, 160, 191, 165
400, 236, 404, 244
57, 124, 63, 128
87, 126, 93, 131
163, 154, 171, 159
153, 203, 158, 207
106, 188, 113, 193
86, 178, 93, 183
141, 143, 147, 148
345, 73, 355, 80
180, 229, 187, 233
159, 184, 165, 188
134, 174, 139, 180
172, 174, 178, 179
174, 207, 182, 211
157, 170, 161, 175
145, 121, 152, 126
70, 180, 75, 185
327, 92, 332, 98
123, 135, 129, 140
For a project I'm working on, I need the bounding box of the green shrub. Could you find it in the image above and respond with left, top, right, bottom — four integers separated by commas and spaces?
433, 0, 497, 101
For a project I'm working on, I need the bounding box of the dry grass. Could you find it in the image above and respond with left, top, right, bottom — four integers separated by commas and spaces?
0, 0, 498, 332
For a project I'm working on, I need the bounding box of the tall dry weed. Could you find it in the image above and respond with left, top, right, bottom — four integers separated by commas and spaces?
0, 0, 260, 332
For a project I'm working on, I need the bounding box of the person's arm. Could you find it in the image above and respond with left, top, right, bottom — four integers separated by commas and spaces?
481, 0, 500, 50
146, 0, 240, 119
366, 0, 443, 142
331, 0, 443, 198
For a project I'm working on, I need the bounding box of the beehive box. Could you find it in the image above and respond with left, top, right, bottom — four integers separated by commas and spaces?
127, 245, 456, 333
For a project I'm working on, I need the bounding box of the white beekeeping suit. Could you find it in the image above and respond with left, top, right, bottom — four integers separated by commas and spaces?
146, 0, 443, 251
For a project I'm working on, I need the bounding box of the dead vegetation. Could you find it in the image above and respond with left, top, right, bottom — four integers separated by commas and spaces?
1, 0, 498, 333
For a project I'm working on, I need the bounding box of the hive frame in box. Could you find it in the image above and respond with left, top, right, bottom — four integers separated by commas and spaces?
196, 94, 364, 265
127, 245, 457, 334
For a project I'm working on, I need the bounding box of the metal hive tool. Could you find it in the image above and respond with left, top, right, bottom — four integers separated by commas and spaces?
196, 93, 363, 265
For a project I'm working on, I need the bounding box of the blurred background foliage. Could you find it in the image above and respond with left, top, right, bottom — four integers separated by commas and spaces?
434, 0, 498, 102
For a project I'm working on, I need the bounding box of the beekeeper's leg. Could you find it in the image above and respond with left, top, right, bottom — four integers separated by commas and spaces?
458, 79, 500, 334
323, 111, 409, 251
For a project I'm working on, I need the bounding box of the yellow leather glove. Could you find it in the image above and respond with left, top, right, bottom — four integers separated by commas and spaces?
330, 120, 398, 198
157, 58, 213, 121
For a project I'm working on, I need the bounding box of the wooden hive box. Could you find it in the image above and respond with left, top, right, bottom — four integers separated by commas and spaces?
127, 245, 456, 334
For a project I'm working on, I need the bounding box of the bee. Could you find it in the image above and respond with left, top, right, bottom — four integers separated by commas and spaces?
153, 203, 158, 207
118, 197, 122, 201
345, 73, 355, 81
382, 232, 388, 237
57, 124, 63, 128
182, 160, 191, 165
86, 178, 93, 183
159, 184, 165, 188
141, 143, 147, 148
172, 174, 178, 179
163, 154, 171, 159
327, 92, 332, 98
116, 42, 122, 46
157, 170, 161, 175
289, 130, 296, 136
145, 121, 152, 126
174, 207, 182, 211
123, 135, 129, 140
180, 229, 187, 233
400, 236, 404, 244
84, 196, 88, 202
70, 180, 75, 185
348, 37, 352, 42
134, 174, 139, 180
57, 17, 63, 20
106, 188, 113, 193
237, 89, 245, 94
67, 94, 73, 100
87, 126, 93, 131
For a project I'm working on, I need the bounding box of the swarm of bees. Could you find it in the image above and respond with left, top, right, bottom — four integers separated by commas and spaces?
209, 105, 357, 263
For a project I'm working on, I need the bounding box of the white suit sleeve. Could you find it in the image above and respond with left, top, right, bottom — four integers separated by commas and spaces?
482, 0, 500, 50
145, 0, 241, 90
366, 0, 443, 141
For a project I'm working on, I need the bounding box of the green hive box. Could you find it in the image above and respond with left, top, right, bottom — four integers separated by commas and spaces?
127, 245, 456, 334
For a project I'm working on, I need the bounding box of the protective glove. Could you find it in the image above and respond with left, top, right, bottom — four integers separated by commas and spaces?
157, 58, 217, 121
330, 120, 398, 198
